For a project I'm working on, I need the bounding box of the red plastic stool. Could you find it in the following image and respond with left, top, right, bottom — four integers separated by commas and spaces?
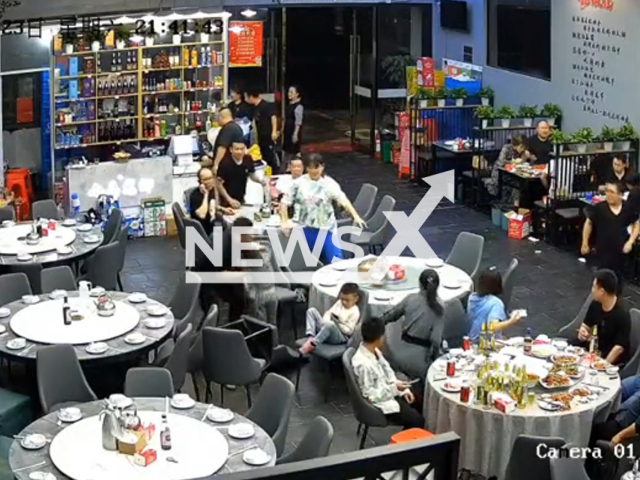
390, 428, 435, 444
5, 169, 33, 220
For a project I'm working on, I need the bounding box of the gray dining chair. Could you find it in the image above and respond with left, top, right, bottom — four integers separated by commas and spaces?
337, 183, 378, 227
550, 450, 590, 480
202, 327, 265, 408
9, 263, 42, 295
246, 373, 295, 458
557, 291, 593, 340
182, 217, 209, 267
505, 435, 566, 480
83, 242, 122, 291
163, 323, 193, 392
37, 344, 97, 413
32, 199, 60, 220
443, 299, 469, 349
349, 195, 396, 254
124, 367, 175, 398
342, 347, 388, 449
169, 271, 202, 339
100, 208, 123, 246
41, 266, 76, 293
116, 226, 129, 291
622, 309, 640, 379
501, 258, 519, 312
187, 304, 219, 401
276, 416, 334, 464
445, 231, 484, 279
0, 207, 15, 222
0, 272, 31, 305
172, 202, 187, 250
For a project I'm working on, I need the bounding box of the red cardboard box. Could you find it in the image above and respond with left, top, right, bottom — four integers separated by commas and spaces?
493, 395, 516, 414
387, 265, 406, 281
134, 449, 157, 467
507, 209, 532, 240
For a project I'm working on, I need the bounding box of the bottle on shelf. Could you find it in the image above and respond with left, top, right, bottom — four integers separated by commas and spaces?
205, 46, 211, 67
479, 323, 486, 354
205, 115, 212, 132
111, 57, 116, 72
183, 47, 190, 67
200, 47, 205, 67
117, 53, 122, 72
191, 47, 198, 68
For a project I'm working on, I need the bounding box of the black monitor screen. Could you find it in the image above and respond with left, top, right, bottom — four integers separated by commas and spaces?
441, 1, 468, 32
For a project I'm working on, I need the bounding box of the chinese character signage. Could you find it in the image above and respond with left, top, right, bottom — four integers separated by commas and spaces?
229, 21, 264, 68
416, 57, 434, 88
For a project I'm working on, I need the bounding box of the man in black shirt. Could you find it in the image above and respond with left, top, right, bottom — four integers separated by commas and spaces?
581, 181, 640, 292
229, 87, 253, 120
592, 154, 630, 191
189, 167, 234, 236
247, 89, 279, 171
527, 120, 552, 165
626, 174, 640, 216
217, 141, 267, 208
212, 108, 244, 174
577, 269, 630, 365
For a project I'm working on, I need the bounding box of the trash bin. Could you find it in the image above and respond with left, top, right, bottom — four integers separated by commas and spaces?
501, 211, 511, 231
379, 129, 395, 164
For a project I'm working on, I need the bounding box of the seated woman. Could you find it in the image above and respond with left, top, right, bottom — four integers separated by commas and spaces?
484, 134, 531, 205
379, 269, 446, 379
467, 269, 523, 341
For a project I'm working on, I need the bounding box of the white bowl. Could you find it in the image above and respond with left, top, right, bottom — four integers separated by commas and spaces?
606, 366, 619, 377
83, 234, 100, 244
17, 253, 33, 262
56, 246, 72, 255
243, 448, 271, 466
77, 224, 92, 232
425, 258, 444, 268
61, 219, 77, 227
228, 423, 255, 439
207, 407, 234, 423
49, 289, 67, 300
86, 342, 108, 354
21, 434, 46, 450
124, 333, 145, 345
143, 318, 166, 329
146, 305, 168, 317
128, 293, 147, 304
1, 220, 15, 228
58, 407, 82, 422
22, 295, 40, 304
7, 338, 26, 350
0, 307, 10, 318
89, 287, 105, 297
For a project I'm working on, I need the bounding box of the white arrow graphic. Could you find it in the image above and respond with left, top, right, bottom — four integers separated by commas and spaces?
366, 170, 455, 281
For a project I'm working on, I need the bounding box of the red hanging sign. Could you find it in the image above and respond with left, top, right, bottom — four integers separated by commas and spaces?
229, 21, 264, 68
17, 98, 34, 124
580, 0, 613, 11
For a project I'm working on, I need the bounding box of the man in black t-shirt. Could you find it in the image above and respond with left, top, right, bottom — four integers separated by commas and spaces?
527, 120, 552, 165
217, 142, 267, 208
189, 167, 234, 236
212, 109, 244, 174
247, 89, 279, 170
577, 269, 630, 365
581, 181, 640, 292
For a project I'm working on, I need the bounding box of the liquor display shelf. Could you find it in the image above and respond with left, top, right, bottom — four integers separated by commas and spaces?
55, 138, 141, 150
56, 41, 224, 57
56, 116, 139, 127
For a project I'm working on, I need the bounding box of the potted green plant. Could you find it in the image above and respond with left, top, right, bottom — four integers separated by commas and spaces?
416, 88, 430, 109
551, 129, 570, 154
114, 26, 130, 50
541, 103, 562, 126
617, 123, 638, 150
518, 105, 538, 128
474, 105, 494, 129
598, 125, 617, 152
62, 32, 77, 55
571, 128, 595, 154
145, 31, 158, 47
479, 86, 494, 106
449, 88, 468, 107
86, 30, 104, 53
496, 106, 516, 128
434, 88, 447, 108
172, 31, 182, 45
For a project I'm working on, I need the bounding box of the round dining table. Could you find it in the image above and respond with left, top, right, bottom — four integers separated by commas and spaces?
0, 291, 174, 364
310, 255, 474, 317
424, 350, 621, 479
9, 397, 277, 479
0, 221, 104, 266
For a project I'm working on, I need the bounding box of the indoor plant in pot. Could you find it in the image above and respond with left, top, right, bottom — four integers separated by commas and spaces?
474, 105, 494, 129
541, 103, 562, 126
551, 129, 571, 155
518, 105, 538, 127
417, 88, 430, 109
145, 32, 158, 47
617, 123, 637, 151
434, 88, 447, 107
598, 125, 617, 152
63, 33, 77, 54
114, 26, 130, 50
86, 30, 104, 52
479, 86, 494, 106
449, 88, 468, 107
172, 31, 182, 45
496, 106, 516, 128
571, 128, 595, 154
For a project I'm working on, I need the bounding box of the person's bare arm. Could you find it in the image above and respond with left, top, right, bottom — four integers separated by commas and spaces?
213, 146, 226, 173
612, 423, 639, 447
215, 178, 237, 207
581, 218, 593, 255
271, 115, 278, 142
606, 345, 625, 365
629, 221, 640, 243
194, 190, 209, 220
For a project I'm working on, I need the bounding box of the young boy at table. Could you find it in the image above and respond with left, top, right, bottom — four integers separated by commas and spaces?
299, 282, 360, 355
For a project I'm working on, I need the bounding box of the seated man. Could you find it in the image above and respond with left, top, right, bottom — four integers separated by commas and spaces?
299, 283, 360, 355
352, 317, 425, 430
576, 269, 630, 365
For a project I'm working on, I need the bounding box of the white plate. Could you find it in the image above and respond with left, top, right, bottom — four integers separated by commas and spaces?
49, 290, 67, 300
146, 305, 168, 317
170, 398, 196, 410
124, 333, 145, 345
566, 346, 586, 356
83, 235, 101, 244
143, 318, 166, 329
108, 394, 133, 409
77, 224, 92, 232
86, 342, 108, 354
61, 219, 77, 227
89, 287, 106, 297
207, 407, 234, 423
128, 293, 148, 304
425, 258, 444, 268
0, 307, 10, 318
58, 407, 82, 423
319, 282, 338, 288
20, 434, 47, 450
0, 326, 7, 335
29, 472, 56, 480
442, 383, 461, 393
531, 345, 558, 359
331, 264, 349, 272
17, 253, 33, 262
56, 246, 72, 255
228, 423, 255, 439
537, 400, 563, 412
441, 279, 463, 289
374, 293, 392, 301
22, 295, 40, 305
243, 448, 271, 466
1, 220, 15, 228
7, 339, 26, 350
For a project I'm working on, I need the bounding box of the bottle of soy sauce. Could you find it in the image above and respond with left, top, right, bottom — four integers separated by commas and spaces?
524, 328, 533, 354
160, 414, 172, 450
63, 296, 71, 326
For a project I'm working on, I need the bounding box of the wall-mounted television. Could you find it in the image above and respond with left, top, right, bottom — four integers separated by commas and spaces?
441, 0, 469, 32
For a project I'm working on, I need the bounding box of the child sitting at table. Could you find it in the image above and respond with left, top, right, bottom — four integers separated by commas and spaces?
299, 282, 360, 355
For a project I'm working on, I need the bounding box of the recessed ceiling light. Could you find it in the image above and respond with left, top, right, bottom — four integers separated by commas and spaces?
241, 9, 257, 18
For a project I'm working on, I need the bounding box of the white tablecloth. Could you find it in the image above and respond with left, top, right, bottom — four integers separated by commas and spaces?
309, 255, 473, 318
424, 352, 621, 479
0, 224, 76, 255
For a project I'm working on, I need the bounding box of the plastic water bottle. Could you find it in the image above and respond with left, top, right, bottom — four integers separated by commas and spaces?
71, 193, 81, 220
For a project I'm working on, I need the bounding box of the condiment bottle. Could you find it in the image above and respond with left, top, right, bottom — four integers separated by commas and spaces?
160, 414, 171, 450
524, 328, 533, 354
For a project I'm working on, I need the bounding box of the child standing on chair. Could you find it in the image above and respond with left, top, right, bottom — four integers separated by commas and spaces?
300, 283, 360, 354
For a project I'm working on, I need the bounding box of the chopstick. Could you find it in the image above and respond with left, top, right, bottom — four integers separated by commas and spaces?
200, 405, 211, 422
13, 461, 47, 472
228, 444, 259, 457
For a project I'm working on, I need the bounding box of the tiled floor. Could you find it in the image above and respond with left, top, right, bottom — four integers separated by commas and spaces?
119, 151, 640, 457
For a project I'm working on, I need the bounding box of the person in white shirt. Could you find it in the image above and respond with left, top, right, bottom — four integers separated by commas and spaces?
300, 283, 360, 355
275, 155, 305, 200
352, 317, 425, 430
